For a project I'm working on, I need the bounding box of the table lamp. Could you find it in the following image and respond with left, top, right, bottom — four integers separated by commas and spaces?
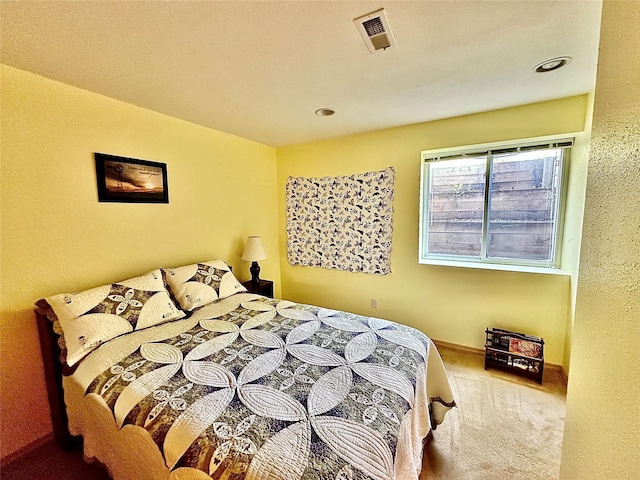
241, 236, 267, 286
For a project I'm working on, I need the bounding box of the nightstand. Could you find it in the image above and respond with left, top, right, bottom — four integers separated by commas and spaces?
242, 279, 274, 298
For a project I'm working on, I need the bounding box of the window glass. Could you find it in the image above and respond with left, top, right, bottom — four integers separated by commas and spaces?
486, 150, 562, 262
420, 139, 569, 269
426, 157, 485, 257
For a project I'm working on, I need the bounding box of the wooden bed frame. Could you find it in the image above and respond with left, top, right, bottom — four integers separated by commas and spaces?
35, 306, 80, 451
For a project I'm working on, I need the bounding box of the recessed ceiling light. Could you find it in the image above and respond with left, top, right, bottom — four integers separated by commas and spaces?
315, 108, 335, 116
534, 56, 572, 73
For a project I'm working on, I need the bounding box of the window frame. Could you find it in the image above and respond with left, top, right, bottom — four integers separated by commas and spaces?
419, 136, 573, 272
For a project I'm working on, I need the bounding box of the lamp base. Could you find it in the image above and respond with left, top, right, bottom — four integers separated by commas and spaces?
249, 261, 261, 286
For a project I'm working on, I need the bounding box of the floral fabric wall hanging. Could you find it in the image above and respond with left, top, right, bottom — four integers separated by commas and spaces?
286, 167, 395, 275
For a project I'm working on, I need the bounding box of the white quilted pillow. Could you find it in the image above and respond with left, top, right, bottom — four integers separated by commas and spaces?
163, 260, 247, 311
47, 269, 185, 366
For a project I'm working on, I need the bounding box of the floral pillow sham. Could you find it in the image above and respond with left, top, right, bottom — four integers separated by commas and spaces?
162, 259, 246, 311
46, 269, 185, 367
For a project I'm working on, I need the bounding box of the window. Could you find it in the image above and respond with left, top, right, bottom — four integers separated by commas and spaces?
419, 137, 572, 270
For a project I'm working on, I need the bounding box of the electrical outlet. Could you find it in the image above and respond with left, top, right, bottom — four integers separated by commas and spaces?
371, 298, 378, 309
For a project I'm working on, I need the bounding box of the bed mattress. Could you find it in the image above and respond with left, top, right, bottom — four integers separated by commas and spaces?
60, 292, 454, 480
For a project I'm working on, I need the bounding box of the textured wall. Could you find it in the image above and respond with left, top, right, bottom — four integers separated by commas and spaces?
560, 0, 640, 478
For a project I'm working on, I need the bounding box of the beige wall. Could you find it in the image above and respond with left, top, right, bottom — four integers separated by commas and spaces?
0, 65, 280, 459
559, 91, 595, 373
560, 1, 640, 478
277, 96, 590, 367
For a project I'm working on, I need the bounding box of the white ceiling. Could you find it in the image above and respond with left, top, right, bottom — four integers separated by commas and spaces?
1, 1, 603, 147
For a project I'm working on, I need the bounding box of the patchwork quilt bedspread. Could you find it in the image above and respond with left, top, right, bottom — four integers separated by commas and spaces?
65, 293, 455, 480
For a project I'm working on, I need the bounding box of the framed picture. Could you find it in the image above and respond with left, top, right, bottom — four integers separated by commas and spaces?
95, 153, 169, 203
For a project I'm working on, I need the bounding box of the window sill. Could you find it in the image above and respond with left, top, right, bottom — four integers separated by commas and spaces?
418, 258, 570, 276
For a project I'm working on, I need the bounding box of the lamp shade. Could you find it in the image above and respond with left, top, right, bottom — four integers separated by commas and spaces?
241, 236, 267, 262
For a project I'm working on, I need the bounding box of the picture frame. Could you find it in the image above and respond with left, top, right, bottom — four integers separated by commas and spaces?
95, 153, 169, 203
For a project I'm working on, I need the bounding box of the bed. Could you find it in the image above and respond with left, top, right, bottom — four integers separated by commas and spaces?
35, 260, 455, 480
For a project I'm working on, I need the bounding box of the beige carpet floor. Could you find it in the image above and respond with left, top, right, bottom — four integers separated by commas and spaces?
421, 343, 567, 479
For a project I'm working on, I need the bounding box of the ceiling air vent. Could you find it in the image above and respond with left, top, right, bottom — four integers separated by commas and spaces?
354, 8, 397, 53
